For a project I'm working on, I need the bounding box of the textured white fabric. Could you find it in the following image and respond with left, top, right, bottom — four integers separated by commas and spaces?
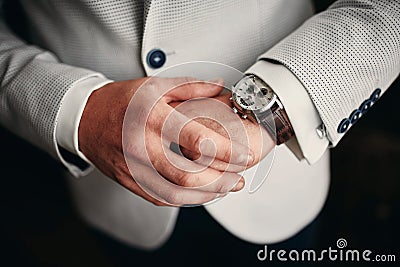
0, 22, 104, 158
262, 0, 400, 146
246, 60, 330, 164
141, 0, 314, 75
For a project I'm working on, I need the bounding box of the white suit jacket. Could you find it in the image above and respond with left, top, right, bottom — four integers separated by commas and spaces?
0, 0, 399, 249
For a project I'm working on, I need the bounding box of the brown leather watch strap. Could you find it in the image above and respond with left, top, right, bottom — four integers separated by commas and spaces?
257, 103, 294, 145
272, 103, 295, 145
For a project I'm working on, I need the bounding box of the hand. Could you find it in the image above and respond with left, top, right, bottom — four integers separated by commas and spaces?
78, 77, 254, 206
171, 93, 275, 170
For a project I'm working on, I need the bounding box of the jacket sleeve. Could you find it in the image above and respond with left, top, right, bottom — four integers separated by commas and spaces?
248, 0, 400, 163
0, 2, 108, 175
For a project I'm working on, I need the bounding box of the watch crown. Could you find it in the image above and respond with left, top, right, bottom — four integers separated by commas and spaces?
232, 107, 238, 114
241, 114, 248, 119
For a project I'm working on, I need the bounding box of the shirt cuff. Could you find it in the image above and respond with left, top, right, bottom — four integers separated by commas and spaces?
56, 75, 113, 166
245, 60, 329, 164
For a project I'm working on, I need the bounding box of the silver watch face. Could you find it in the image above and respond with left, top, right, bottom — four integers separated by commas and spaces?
232, 75, 274, 111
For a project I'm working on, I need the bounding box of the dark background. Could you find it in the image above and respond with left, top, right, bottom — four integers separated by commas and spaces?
1, 1, 399, 266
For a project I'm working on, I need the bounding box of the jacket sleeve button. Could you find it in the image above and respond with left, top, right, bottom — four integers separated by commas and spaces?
370, 88, 382, 103
350, 109, 362, 124
360, 99, 372, 115
338, 118, 351, 134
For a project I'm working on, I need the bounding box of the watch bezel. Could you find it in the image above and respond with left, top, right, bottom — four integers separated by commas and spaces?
231, 75, 277, 114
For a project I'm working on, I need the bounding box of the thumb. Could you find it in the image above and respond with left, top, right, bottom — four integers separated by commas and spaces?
164, 77, 225, 103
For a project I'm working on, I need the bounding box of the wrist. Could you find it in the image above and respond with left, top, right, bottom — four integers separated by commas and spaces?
56, 75, 113, 162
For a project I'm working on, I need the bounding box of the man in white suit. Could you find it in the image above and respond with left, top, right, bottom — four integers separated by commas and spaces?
0, 0, 399, 249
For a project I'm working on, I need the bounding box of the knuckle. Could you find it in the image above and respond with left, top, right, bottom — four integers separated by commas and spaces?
193, 133, 206, 152
213, 174, 232, 193
215, 181, 229, 193
217, 172, 238, 193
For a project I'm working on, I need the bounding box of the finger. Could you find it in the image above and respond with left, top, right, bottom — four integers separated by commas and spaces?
162, 77, 225, 103
122, 159, 221, 206
179, 117, 253, 166
112, 160, 170, 206
148, 135, 244, 193
179, 145, 248, 173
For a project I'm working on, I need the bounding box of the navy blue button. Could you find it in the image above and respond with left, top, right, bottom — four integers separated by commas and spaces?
350, 109, 362, 124
338, 118, 351, 134
370, 88, 381, 103
359, 99, 372, 115
147, 49, 166, 69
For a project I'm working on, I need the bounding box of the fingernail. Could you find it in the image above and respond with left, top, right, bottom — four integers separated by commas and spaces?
232, 179, 245, 192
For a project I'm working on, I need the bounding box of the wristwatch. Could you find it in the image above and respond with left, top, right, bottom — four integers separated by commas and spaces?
230, 74, 294, 145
